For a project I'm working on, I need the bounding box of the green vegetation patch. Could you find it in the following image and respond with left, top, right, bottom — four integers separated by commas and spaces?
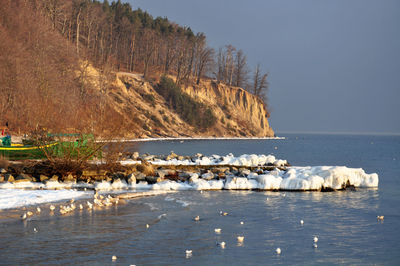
156, 76, 216, 130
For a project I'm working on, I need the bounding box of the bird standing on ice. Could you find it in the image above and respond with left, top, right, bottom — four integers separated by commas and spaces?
276, 248, 281, 255
237, 236, 244, 242
185, 250, 192, 257
377, 215, 384, 221
194, 215, 200, 221
300, 220, 304, 225
214, 228, 221, 234
314, 236, 318, 243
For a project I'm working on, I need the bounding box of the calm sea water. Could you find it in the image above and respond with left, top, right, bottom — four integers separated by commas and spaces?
1, 134, 399, 265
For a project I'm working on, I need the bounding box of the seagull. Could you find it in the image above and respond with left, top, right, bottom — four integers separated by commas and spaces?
21, 213, 27, 220
112, 255, 117, 261
313, 243, 318, 248
237, 236, 244, 242
377, 215, 384, 221
185, 250, 192, 258
146, 224, 150, 228
214, 228, 221, 234
33, 228, 38, 233
219, 211, 228, 216
217, 241, 226, 249
240, 221, 244, 225
314, 236, 318, 243
194, 215, 200, 221
87, 201, 93, 209
79, 204, 83, 210
36, 207, 41, 213
276, 248, 281, 255
50, 205, 55, 211
300, 220, 304, 225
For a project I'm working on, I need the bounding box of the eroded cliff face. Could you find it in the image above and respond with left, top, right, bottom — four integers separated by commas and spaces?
182, 80, 274, 137
94, 70, 274, 138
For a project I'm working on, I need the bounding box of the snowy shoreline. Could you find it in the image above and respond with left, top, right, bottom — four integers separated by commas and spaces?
0, 153, 379, 210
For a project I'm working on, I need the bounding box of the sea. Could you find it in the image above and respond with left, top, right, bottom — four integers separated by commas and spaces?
0, 133, 399, 265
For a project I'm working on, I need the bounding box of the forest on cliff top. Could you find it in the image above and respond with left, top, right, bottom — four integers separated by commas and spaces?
0, 0, 270, 136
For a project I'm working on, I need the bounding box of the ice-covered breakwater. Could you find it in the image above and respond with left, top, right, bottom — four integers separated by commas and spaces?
120, 153, 288, 168
0, 153, 378, 192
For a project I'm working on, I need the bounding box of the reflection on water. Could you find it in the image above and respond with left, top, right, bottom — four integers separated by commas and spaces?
0, 189, 397, 265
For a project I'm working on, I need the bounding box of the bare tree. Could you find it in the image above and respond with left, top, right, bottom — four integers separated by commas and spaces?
251, 63, 269, 101
233, 49, 249, 88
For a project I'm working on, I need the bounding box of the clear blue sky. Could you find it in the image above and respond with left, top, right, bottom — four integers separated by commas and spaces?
128, 0, 400, 134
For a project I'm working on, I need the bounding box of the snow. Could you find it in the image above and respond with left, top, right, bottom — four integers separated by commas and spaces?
0, 153, 379, 210
0, 189, 90, 210
120, 153, 288, 167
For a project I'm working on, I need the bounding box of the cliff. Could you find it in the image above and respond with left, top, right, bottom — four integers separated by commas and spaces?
182, 80, 274, 137
98, 71, 274, 138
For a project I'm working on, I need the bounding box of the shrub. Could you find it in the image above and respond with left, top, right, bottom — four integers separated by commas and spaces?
156, 76, 217, 130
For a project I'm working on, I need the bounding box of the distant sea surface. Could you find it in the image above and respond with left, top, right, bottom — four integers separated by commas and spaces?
1, 134, 399, 265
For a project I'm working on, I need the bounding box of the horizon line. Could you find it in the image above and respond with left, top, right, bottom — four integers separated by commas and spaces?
275, 131, 400, 136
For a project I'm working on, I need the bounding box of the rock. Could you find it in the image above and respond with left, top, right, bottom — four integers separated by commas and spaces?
143, 155, 155, 161
201, 171, 214, 180
111, 172, 126, 180
239, 168, 251, 176
5, 174, 14, 182
14, 178, 31, 183
178, 171, 192, 180
127, 173, 136, 184
0, 168, 7, 174
145, 176, 163, 184
230, 167, 239, 175
15, 173, 32, 182
136, 163, 155, 176
132, 152, 139, 160
39, 175, 49, 182
156, 169, 170, 179
63, 174, 75, 182
212, 167, 230, 174
82, 169, 107, 178
256, 168, 264, 174
166, 152, 178, 161
135, 172, 147, 182
189, 173, 199, 183
217, 172, 226, 179
49, 175, 59, 181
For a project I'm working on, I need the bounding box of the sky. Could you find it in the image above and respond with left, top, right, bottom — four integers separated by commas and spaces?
128, 0, 400, 134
